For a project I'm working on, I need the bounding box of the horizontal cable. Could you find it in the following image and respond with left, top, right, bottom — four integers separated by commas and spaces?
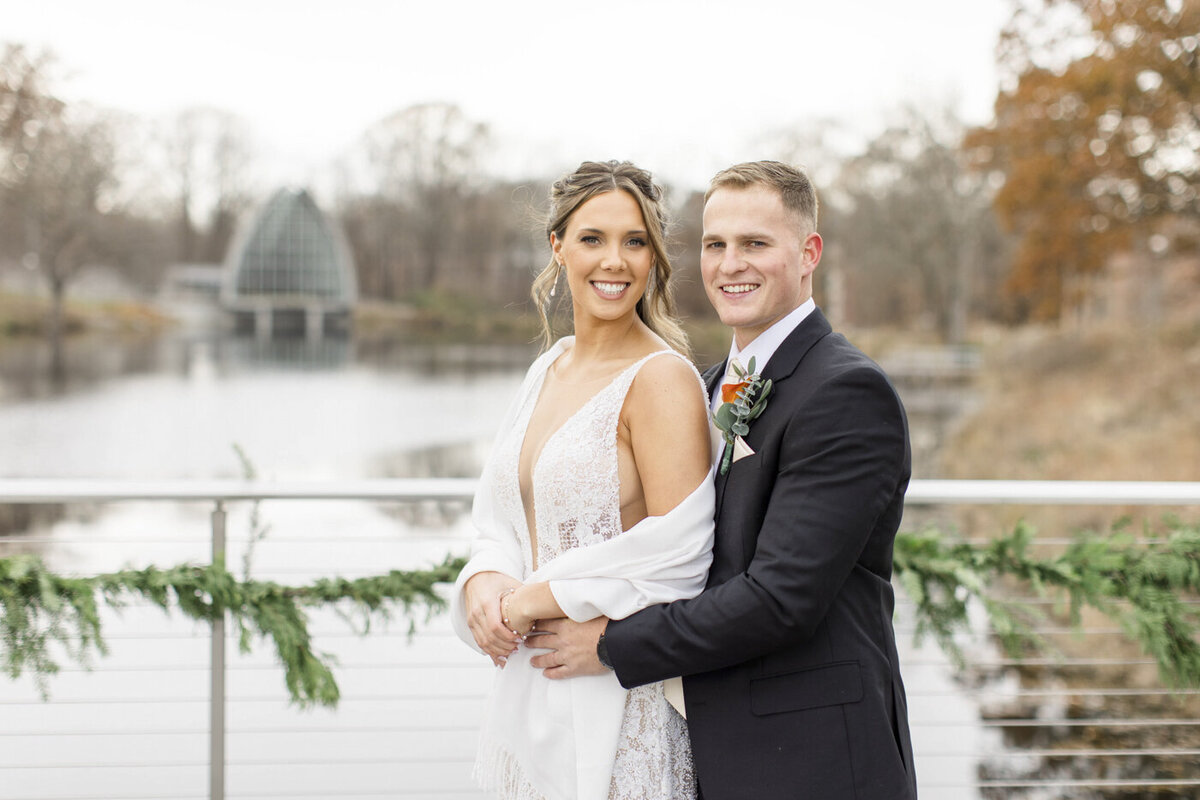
0, 762, 208, 770
0, 478, 478, 502
0, 755, 474, 770
231, 793, 476, 799
0, 729, 205, 737
5, 749, 1199, 769
902, 657, 1158, 667
92, 629, 454, 641
920, 748, 1200, 758
3, 478, 1200, 505
9, 751, 1200, 771
915, 717, 1200, 728
896, 597, 1200, 607
3, 797, 207, 800
45, 662, 486, 673
42, 652, 1166, 671
953, 538, 1167, 546
3, 538, 211, 546
4, 535, 468, 546
238, 723, 478, 734
10, 717, 1196, 738
0, 723, 477, 736
974, 779, 1200, 788
0, 692, 488, 706
893, 626, 1128, 635
3, 535, 1163, 549
91, 625, 1150, 641
907, 687, 1200, 698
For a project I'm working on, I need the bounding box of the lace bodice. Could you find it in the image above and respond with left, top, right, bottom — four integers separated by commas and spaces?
495, 347, 679, 576
482, 339, 699, 800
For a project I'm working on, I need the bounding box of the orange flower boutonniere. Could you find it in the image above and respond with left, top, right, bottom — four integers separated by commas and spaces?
712, 356, 772, 475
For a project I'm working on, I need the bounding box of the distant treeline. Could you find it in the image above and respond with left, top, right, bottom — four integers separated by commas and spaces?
2, 1, 1196, 342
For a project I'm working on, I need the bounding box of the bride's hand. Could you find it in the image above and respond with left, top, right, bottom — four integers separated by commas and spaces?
464, 571, 523, 666
500, 585, 538, 638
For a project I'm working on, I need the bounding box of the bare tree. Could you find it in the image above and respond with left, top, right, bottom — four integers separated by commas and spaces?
1, 45, 119, 367
204, 112, 254, 261
833, 105, 1007, 340
16, 110, 118, 363
749, 119, 859, 324
1, 43, 65, 262
159, 106, 256, 263
357, 102, 490, 294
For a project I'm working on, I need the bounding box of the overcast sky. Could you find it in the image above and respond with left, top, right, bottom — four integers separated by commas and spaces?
8, 0, 1011, 191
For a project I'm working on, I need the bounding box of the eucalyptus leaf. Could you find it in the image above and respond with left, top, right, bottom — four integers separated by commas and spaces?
714, 404, 737, 429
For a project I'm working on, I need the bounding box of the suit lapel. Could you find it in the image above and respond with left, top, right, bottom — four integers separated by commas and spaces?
713, 308, 833, 517
761, 308, 832, 385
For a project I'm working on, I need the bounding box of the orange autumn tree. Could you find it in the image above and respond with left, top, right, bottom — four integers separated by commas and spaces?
967, 0, 1199, 320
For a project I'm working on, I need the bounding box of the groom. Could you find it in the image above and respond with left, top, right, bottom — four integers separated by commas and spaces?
531, 161, 917, 799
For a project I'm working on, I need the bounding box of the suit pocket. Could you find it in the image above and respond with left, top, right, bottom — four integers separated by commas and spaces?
750, 660, 863, 716
728, 451, 760, 472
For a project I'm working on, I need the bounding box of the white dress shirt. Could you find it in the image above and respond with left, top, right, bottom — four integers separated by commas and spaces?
711, 298, 816, 414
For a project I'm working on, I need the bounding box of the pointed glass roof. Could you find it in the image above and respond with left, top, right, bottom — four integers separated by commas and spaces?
227, 189, 356, 302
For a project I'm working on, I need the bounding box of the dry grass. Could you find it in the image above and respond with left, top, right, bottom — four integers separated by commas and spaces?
0, 292, 173, 337
940, 318, 1200, 533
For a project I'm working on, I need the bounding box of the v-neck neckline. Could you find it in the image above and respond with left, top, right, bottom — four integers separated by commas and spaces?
514, 342, 670, 569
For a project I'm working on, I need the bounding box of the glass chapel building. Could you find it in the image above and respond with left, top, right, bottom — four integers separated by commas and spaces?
221, 188, 357, 338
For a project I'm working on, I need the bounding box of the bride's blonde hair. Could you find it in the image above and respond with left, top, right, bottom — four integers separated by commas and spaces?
532, 160, 690, 356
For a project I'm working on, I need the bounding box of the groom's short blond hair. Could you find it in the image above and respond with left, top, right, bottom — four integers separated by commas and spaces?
705, 161, 819, 234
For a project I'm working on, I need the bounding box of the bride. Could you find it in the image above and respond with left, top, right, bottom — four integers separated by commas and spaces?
451, 160, 714, 800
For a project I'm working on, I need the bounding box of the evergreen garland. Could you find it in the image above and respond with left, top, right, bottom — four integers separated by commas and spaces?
2, 517, 1198, 707
894, 518, 1200, 687
0, 552, 466, 707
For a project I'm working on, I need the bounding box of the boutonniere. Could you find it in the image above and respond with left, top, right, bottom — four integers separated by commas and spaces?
712, 356, 773, 475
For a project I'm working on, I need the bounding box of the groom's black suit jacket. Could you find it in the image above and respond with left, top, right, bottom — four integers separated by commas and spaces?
606, 308, 917, 800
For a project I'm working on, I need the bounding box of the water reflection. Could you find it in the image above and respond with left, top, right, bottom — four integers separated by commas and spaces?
0, 332, 529, 552
0, 334, 162, 400
0, 330, 539, 403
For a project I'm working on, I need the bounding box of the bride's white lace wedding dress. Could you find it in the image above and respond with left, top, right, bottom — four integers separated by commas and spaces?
451, 338, 715, 800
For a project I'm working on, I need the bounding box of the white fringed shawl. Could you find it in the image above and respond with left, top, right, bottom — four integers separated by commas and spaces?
450, 341, 715, 800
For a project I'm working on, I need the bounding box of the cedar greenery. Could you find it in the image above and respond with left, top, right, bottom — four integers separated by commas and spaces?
0, 553, 467, 707
894, 518, 1200, 688
2, 518, 1198, 707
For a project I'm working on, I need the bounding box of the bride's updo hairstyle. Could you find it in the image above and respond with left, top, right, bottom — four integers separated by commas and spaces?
532, 160, 690, 356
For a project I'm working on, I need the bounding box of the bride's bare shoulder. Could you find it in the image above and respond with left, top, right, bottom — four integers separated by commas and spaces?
624, 351, 707, 421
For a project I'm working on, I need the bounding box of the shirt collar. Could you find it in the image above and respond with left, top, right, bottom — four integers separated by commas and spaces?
726, 298, 816, 375
713, 299, 815, 411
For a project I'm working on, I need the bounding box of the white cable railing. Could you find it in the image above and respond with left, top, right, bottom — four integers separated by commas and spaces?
2, 477, 1199, 503
2, 478, 1199, 800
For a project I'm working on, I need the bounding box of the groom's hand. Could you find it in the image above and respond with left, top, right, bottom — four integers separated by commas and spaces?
527, 617, 610, 679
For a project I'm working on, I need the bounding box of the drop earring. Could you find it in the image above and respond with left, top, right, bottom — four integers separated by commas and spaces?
550, 260, 562, 297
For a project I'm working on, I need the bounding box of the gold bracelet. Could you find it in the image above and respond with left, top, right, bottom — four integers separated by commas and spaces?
498, 588, 522, 638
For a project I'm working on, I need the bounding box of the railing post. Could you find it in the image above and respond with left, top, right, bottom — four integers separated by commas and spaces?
210, 500, 226, 800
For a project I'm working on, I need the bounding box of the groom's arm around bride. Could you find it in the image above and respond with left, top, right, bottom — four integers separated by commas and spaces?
533, 161, 918, 800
